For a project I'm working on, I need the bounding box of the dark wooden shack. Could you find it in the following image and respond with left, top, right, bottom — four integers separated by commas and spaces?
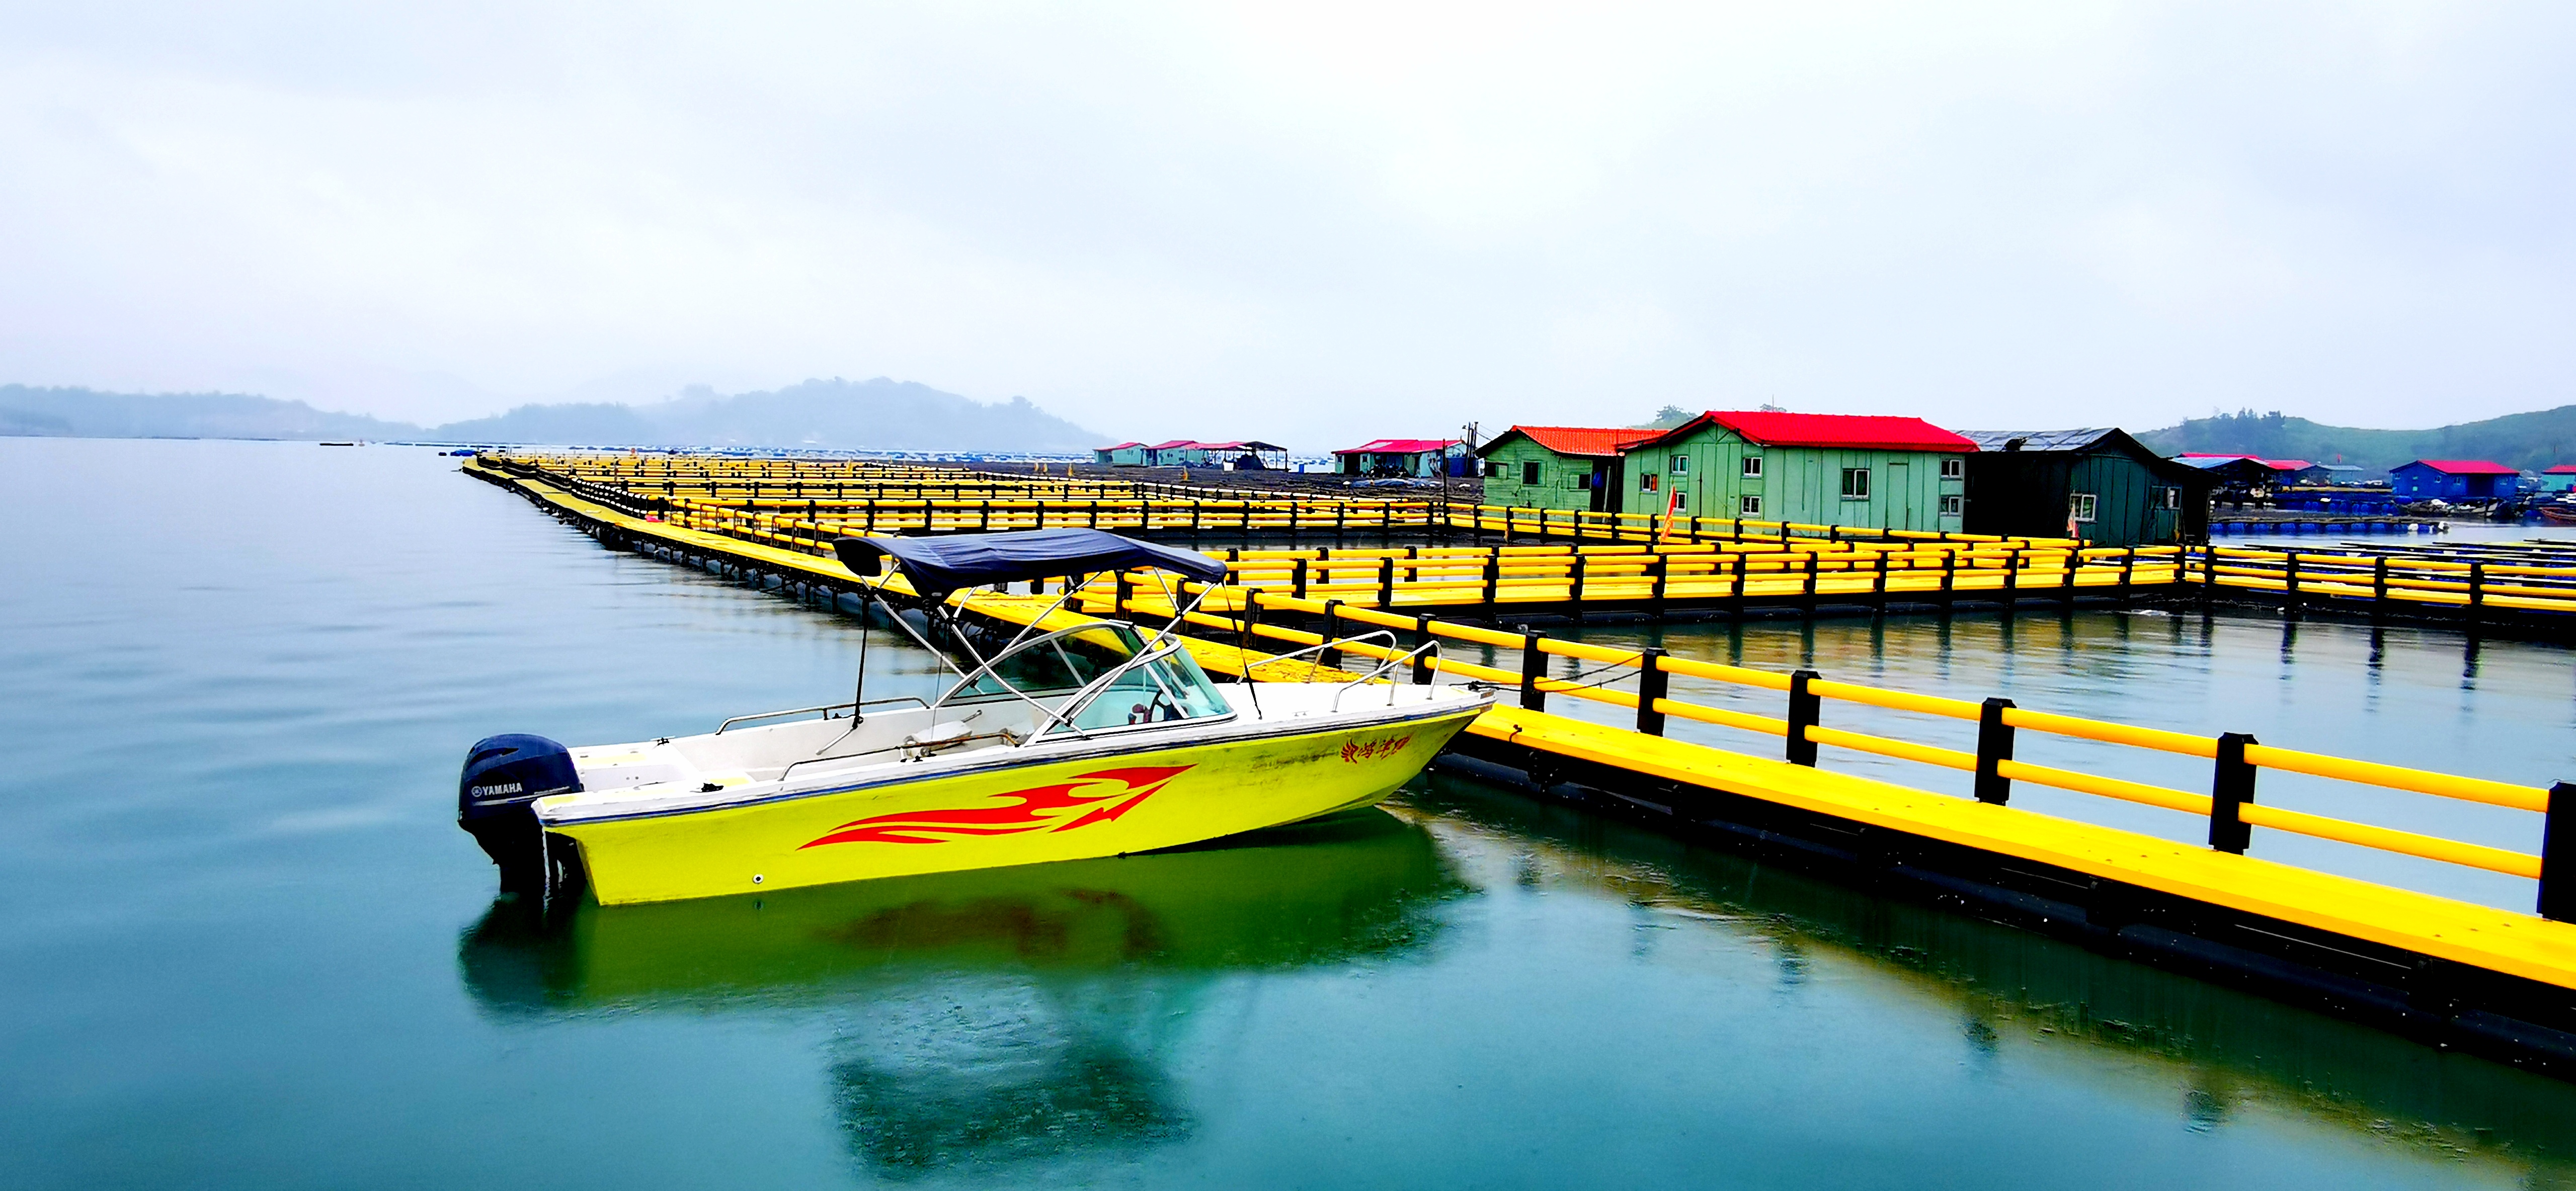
1961, 429, 2211, 546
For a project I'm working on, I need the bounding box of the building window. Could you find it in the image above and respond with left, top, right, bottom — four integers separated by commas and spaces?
1671, 491, 1688, 511
2161, 487, 2181, 510
1940, 457, 1963, 480
1742, 456, 1763, 478
1670, 454, 1689, 474
1571, 473, 1591, 490
1521, 460, 1541, 486
1840, 468, 1871, 500
1940, 494, 1962, 516
2071, 493, 2098, 523
1484, 460, 1502, 478
1640, 473, 1658, 492
1739, 494, 1762, 516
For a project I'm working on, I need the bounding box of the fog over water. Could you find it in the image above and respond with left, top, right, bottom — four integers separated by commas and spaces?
5, 5, 2575, 443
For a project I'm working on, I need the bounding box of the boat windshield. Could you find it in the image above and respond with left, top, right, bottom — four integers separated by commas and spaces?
937, 622, 1230, 733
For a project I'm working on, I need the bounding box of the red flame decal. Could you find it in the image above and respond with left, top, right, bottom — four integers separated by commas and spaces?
799, 765, 1192, 847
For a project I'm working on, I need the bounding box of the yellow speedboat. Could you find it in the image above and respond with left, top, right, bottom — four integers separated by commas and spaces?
458, 529, 1490, 905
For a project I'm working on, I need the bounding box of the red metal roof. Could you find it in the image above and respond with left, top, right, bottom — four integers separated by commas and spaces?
2545, 465, 2576, 474
2401, 459, 2519, 475
1097, 441, 1143, 451
1684, 411, 1975, 452
1334, 438, 1460, 455
1493, 425, 1664, 457
1143, 439, 1198, 451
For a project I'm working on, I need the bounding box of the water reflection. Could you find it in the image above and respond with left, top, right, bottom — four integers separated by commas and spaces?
461, 809, 1464, 1178
1403, 772, 2576, 1178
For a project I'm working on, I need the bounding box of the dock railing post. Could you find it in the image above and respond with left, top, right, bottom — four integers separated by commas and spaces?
1294, 557, 1310, 601
1974, 697, 2016, 805
2469, 561, 2486, 628
1114, 569, 1133, 613
1518, 626, 1548, 712
2210, 732, 2258, 854
1320, 601, 1342, 669
1483, 553, 1501, 611
1378, 557, 1396, 609
1786, 670, 1821, 766
2541, 782, 2576, 920
1570, 554, 1588, 620
1649, 555, 1668, 618
1412, 615, 1435, 685
1636, 647, 1668, 736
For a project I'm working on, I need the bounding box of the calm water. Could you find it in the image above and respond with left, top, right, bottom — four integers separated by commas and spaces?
8, 437, 2576, 1189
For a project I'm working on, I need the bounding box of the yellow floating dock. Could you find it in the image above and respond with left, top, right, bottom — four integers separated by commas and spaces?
464, 455, 2576, 1076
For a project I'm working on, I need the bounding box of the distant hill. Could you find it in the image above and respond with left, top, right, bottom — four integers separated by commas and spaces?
0, 377, 1104, 453
0, 385, 417, 441
537, 377, 1101, 453
2137, 407, 2576, 475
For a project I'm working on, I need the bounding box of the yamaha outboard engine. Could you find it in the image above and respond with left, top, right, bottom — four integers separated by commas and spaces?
459, 734, 583, 898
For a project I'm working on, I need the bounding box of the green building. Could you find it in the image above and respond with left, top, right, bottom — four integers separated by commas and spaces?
1473, 426, 1664, 513
1958, 429, 2211, 546
1477, 411, 1974, 533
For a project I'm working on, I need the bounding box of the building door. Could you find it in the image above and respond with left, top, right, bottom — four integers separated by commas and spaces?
1589, 460, 1618, 513
1887, 462, 1913, 531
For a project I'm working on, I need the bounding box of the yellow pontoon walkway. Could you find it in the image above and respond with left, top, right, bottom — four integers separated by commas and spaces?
467, 459, 2576, 1066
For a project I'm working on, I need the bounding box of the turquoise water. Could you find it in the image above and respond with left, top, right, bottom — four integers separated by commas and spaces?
8, 437, 2576, 1189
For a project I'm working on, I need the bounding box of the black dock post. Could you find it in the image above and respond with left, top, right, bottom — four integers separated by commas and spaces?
1636, 647, 1668, 736
1378, 557, 1396, 609
1518, 626, 1548, 712
2542, 782, 2576, 921
1786, 670, 1821, 766
1412, 615, 1435, 685
2210, 732, 2258, 854
1319, 601, 1342, 669
1974, 697, 2016, 805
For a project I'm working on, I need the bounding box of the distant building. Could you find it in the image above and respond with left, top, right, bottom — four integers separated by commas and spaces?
1477, 412, 1973, 531
2175, 455, 2296, 494
1093, 441, 1147, 466
1960, 429, 2210, 546
1176, 440, 1289, 470
1140, 439, 1198, 466
1473, 425, 1667, 513
2544, 465, 2576, 494
2390, 459, 2519, 500
1333, 438, 1466, 478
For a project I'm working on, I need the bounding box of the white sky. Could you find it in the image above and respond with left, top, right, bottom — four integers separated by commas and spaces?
3, 2, 2571, 447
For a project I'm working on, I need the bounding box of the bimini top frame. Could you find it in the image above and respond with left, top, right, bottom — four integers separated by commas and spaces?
829, 529, 1234, 730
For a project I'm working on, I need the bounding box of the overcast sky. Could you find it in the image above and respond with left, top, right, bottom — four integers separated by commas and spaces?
4, 2, 2571, 447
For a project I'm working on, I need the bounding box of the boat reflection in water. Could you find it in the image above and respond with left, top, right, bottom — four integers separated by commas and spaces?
461, 806, 1465, 1176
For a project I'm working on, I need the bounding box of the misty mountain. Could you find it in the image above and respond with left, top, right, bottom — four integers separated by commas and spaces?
1, 377, 1108, 453
437, 378, 1102, 452
2136, 406, 2576, 475
0, 385, 416, 441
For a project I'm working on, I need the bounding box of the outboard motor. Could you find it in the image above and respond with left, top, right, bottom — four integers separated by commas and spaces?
459, 734, 583, 898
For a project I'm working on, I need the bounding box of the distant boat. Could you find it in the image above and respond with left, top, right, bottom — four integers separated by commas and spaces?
318, 441, 359, 447
2538, 506, 2576, 526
